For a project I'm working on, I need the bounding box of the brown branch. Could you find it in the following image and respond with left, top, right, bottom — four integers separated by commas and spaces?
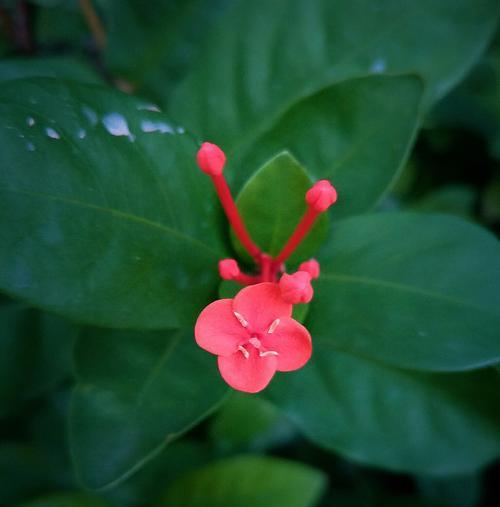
79, 0, 106, 50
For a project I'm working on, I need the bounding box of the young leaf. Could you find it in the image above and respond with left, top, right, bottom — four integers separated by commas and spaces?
70, 328, 228, 489
158, 455, 326, 507
0, 78, 226, 329
232, 152, 328, 265
267, 350, 500, 474
309, 212, 500, 371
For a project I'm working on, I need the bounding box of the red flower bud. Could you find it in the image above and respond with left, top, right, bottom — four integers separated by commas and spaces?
219, 258, 241, 280
305, 180, 337, 212
298, 259, 320, 279
279, 271, 314, 304
196, 142, 226, 176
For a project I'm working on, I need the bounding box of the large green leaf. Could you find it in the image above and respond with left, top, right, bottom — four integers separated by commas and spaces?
432, 33, 500, 160
308, 212, 500, 371
98, 0, 222, 82
230, 75, 423, 219
209, 393, 294, 452
104, 440, 210, 507
0, 78, 226, 329
0, 57, 102, 84
158, 455, 326, 507
70, 328, 228, 489
416, 473, 481, 507
232, 152, 328, 265
170, 0, 499, 150
267, 350, 500, 474
0, 302, 76, 417
0, 443, 62, 506
17, 493, 113, 507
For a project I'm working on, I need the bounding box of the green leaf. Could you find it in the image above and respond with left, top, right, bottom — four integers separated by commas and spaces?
0, 302, 76, 418
209, 393, 293, 452
432, 35, 500, 160
158, 455, 326, 507
308, 212, 500, 371
170, 0, 499, 149
230, 76, 423, 220
267, 350, 500, 474
16, 492, 113, 507
0, 443, 61, 506
70, 327, 228, 489
410, 185, 476, 220
99, 0, 212, 82
482, 175, 500, 223
0, 78, 226, 329
416, 473, 481, 507
105, 440, 210, 507
218, 280, 241, 299
233, 152, 328, 264
0, 57, 103, 84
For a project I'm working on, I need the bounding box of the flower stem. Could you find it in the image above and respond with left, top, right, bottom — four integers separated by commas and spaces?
211, 174, 262, 260
274, 207, 319, 265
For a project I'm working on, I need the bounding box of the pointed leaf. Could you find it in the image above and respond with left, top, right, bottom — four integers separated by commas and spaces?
70, 328, 228, 489
170, 0, 499, 148
230, 76, 423, 220
0, 78, 226, 329
309, 212, 500, 371
158, 456, 326, 507
232, 152, 327, 264
267, 350, 500, 474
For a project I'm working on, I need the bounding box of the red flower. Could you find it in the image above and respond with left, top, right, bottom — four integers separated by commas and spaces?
195, 283, 312, 393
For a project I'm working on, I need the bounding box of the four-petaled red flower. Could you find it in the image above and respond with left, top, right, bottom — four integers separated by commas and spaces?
194, 142, 337, 393
195, 283, 312, 393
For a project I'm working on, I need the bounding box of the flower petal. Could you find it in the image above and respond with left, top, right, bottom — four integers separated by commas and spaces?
233, 282, 292, 333
262, 317, 312, 372
217, 347, 277, 393
195, 299, 247, 356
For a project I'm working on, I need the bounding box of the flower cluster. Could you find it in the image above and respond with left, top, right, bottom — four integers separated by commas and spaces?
194, 142, 337, 393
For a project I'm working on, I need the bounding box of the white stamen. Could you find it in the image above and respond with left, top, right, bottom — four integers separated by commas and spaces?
238, 345, 250, 359
233, 311, 248, 328
249, 337, 262, 348
260, 350, 279, 357
268, 318, 280, 334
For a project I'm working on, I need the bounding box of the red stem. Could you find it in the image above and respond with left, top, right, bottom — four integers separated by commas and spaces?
234, 273, 260, 285
260, 254, 273, 282
274, 207, 319, 265
211, 174, 262, 260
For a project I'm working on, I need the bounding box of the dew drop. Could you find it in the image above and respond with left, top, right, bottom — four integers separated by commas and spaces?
370, 58, 386, 74
137, 103, 161, 112
140, 119, 174, 134
176, 126, 186, 134
102, 112, 132, 138
82, 105, 98, 126
26, 116, 35, 127
26, 142, 35, 152
78, 128, 86, 139
45, 127, 60, 139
